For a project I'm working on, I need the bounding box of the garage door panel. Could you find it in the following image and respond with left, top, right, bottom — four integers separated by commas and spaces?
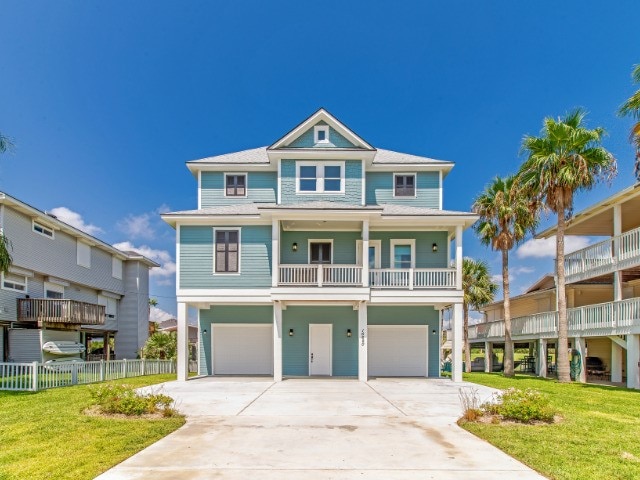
368, 326, 427, 377
213, 325, 273, 375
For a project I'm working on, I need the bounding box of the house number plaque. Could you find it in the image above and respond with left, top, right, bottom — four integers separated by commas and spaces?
361, 329, 365, 346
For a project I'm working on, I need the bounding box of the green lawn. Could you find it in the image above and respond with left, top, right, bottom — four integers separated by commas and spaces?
0, 374, 185, 480
463, 373, 640, 480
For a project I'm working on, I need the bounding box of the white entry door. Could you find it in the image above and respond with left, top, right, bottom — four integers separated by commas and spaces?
309, 324, 332, 376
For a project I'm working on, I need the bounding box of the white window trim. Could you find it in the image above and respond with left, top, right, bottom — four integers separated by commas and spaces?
212, 227, 242, 276
308, 239, 334, 264
77, 240, 91, 268
44, 281, 65, 298
393, 173, 417, 198
296, 161, 345, 194
112, 256, 123, 279
390, 239, 416, 268
314, 125, 330, 144
223, 172, 248, 198
32, 220, 55, 239
356, 239, 381, 268
1, 272, 27, 293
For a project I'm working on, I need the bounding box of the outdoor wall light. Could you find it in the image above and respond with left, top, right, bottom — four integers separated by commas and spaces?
432, 329, 437, 335
202, 329, 208, 335
292, 242, 298, 252
347, 329, 352, 337
432, 243, 438, 253
289, 328, 294, 336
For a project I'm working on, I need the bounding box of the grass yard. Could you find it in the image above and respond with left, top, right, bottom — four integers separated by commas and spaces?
0, 374, 185, 480
463, 373, 640, 480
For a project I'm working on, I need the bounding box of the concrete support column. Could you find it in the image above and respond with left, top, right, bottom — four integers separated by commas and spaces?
626, 334, 640, 389
455, 225, 463, 290
484, 342, 493, 373
611, 341, 623, 383
362, 220, 369, 287
358, 302, 368, 381
574, 337, 587, 383
613, 204, 623, 302
452, 303, 463, 382
538, 338, 547, 378
177, 302, 189, 382
273, 302, 283, 382
272, 219, 280, 288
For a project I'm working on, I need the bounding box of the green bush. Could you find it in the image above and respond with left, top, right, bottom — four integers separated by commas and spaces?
89, 384, 179, 417
483, 387, 555, 423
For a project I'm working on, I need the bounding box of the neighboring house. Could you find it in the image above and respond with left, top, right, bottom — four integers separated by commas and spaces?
0, 192, 158, 363
158, 318, 198, 344
162, 109, 477, 382
469, 182, 640, 389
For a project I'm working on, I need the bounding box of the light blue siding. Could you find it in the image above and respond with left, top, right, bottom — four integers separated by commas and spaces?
280, 231, 359, 264
366, 172, 440, 208
283, 306, 358, 377
368, 306, 440, 377
280, 159, 362, 204
198, 306, 273, 375
180, 225, 272, 289
200, 172, 277, 207
287, 121, 356, 148
370, 231, 449, 268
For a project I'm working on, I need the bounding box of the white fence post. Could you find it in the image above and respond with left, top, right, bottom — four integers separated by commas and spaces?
100, 360, 105, 382
122, 358, 127, 379
141, 358, 146, 376
31, 361, 38, 392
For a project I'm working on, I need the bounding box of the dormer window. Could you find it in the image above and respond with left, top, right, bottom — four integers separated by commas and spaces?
296, 162, 344, 194
225, 174, 247, 197
314, 125, 330, 144
394, 174, 416, 197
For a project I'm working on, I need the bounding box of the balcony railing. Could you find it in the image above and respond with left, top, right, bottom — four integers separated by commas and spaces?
468, 297, 640, 341
564, 226, 640, 283
17, 298, 105, 325
370, 268, 456, 289
278, 265, 362, 286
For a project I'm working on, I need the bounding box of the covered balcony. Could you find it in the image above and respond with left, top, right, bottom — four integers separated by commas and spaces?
17, 298, 106, 326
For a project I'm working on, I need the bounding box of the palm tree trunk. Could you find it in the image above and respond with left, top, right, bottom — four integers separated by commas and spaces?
463, 302, 471, 373
502, 248, 514, 377
556, 205, 570, 382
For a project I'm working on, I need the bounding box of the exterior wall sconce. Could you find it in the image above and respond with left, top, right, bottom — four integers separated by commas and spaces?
289, 328, 294, 336
432, 329, 437, 335
432, 243, 438, 253
292, 242, 298, 252
347, 329, 352, 337
202, 329, 207, 335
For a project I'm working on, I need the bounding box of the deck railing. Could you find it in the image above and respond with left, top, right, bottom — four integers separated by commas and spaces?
278, 265, 362, 286
17, 298, 105, 325
0, 359, 176, 392
370, 268, 456, 289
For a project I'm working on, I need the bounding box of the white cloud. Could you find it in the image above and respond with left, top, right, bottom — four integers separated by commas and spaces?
49, 207, 103, 236
149, 306, 174, 323
511, 265, 535, 275
118, 213, 154, 240
516, 236, 591, 259
113, 241, 176, 278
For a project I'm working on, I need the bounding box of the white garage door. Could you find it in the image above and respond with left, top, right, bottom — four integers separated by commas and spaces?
212, 324, 273, 375
368, 326, 428, 377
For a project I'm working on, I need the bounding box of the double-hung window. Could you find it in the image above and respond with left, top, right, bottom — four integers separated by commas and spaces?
297, 162, 344, 194
309, 241, 332, 264
390, 239, 415, 269
225, 174, 247, 197
394, 174, 416, 197
214, 229, 240, 273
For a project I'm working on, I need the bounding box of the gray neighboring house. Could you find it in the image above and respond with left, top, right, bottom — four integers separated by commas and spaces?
0, 192, 158, 363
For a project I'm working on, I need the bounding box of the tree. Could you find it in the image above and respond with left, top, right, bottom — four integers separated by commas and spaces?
473, 175, 537, 377
462, 258, 498, 373
519, 109, 616, 383
0, 132, 14, 273
619, 64, 640, 179
142, 332, 177, 360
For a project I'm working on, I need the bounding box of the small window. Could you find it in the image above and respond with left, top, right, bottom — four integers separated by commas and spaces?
299, 165, 318, 192
214, 229, 240, 273
33, 221, 54, 238
324, 165, 341, 192
314, 125, 330, 144
394, 174, 416, 197
309, 242, 332, 264
77, 240, 91, 268
2, 273, 27, 292
296, 162, 344, 194
44, 282, 64, 299
390, 239, 416, 269
112, 257, 123, 279
225, 174, 247, 197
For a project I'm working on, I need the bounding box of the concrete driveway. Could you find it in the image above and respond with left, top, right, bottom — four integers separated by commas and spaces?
96, 378, 546, 479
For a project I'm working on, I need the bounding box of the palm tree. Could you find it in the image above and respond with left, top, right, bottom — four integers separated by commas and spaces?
619, 64, 640, 179
462, 258, 498, 373
142, 332, 177, 360
473, 175, 537, 377
519, 109, 616, 383
0, 132, 13, 273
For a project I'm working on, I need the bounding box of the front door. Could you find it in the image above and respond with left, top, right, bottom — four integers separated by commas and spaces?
309, 324, 332, 376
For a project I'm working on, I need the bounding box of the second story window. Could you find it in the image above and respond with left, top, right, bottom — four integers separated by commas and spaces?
394, 174, 416, 197
33, 220, 54, 238
214, 229, 240, 274
297, 162, 344, 194
2, 272, 27, 292
225, 174, 247, 197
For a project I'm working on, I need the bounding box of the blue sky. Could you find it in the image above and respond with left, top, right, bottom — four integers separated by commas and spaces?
1, 1, 638, 320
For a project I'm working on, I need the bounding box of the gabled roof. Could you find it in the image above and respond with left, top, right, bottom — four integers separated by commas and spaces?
268, 108, 375, 150
373, 149, 453, 167
188, 147, 270, 166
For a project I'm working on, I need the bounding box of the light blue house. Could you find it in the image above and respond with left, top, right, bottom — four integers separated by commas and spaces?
162, 109, 476, 382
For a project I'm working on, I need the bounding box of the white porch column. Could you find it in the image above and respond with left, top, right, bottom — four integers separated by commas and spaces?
273, 301, 283, 382
538, 338, 548, 378
272, 219, 280, 288
177, 302, 189, 382
452, 303, 463, 382
626, 334, 640, 389
574, 337, 587, 383
455, 225, 463, 290
611, 341, 623, 383
613, 204, 622, 302
362, 220, 370, 287
484, 342, 493, 373
358, 301, 368, 381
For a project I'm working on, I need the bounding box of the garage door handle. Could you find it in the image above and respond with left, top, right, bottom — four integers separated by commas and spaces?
310, 353, 314, 363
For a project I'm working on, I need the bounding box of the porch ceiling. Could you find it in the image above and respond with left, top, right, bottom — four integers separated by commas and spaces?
281, 220, 362, 231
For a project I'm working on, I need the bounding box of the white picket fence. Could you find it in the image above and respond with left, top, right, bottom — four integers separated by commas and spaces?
0, 359, 176, 392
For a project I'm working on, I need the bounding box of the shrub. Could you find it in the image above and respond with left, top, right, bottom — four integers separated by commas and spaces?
483, 387, 555, 423
459, 387, 483, 422
89, 384, 179, 417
